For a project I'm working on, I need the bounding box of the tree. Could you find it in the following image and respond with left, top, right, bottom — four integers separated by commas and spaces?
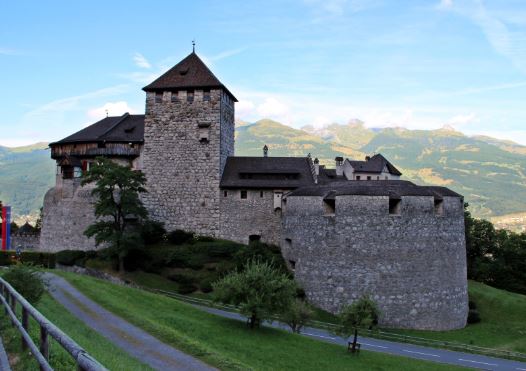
336, 295, 380, 338
281, 298, 313, 333
213, 260, 297, 328
3, 264, 45, 305
82, 157, 148, 272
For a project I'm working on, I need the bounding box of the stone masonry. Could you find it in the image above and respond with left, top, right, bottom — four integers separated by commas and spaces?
141, 89, 235, 236
281, 194, 468, 330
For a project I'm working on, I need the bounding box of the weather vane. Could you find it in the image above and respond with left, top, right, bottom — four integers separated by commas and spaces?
192, 39, 196, 53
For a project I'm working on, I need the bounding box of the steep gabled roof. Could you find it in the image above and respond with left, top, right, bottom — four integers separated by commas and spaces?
347, 154, 402, 176
220, 156, 315, 189
142, 52, 238, 101
50, 113, 145, 145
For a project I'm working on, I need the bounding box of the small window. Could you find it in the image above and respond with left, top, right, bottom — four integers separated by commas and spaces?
385, 176, 388, 180
356, 175, 361, 180
187, 90, 194, 103
260, 191, 264, 198
171, 91, 179, 102
367, 176, 371, 180
377, 176, 380, 180
203, 89, 210, 101
389, 198, 401, 215
97, 142, 106, 149
324, 199, 335, 215
284, 238, 292, 249
224, 190, 228, 197
241, 190, 247, 199
434, 199, 444, 216
289, 260, 296, 272
155, 92, 163, 103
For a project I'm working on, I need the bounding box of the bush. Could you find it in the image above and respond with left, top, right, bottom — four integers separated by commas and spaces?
141, 220, 166, 245
467, 309, 481, 324
3, 264, 45, 305
234, 242, 288, 274
336, 295, 380, 338
281, 299, 313, 333
20, 252, 56, 268
199, 277, 215, 293
0, 252, 15, 266
123, 248, 151, 271
56, 250, 87, 266
167, 230, 194, 245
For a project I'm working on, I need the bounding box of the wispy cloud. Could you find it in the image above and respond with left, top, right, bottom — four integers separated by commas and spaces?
0, 47, 20, 56
133, 52, 151, 69
87, 101, 137, 120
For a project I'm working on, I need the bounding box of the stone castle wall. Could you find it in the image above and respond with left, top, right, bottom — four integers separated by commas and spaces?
281, 194, 468, 330
219, 189, 282, 245
142, 89, 235, 236
39, 180, 98, 252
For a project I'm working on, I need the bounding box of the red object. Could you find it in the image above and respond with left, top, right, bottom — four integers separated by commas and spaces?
1, 207, 6, 251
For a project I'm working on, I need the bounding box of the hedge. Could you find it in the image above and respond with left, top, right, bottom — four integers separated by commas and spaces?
0, 251, 56, 268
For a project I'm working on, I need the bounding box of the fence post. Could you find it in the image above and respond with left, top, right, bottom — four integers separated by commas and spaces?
40, 325, 49, 370
10, 293, 16, 313
22, 307, 29, 350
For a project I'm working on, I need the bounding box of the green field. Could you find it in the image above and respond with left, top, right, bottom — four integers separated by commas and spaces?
0, 292, 151, 371
56, 271, 466, 370
387, 281, 526, 353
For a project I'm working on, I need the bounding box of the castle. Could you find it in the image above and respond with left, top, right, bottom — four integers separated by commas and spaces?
40, 51, 468, 330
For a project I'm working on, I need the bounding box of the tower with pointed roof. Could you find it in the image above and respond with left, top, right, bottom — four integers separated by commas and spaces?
141, 51, 237, 234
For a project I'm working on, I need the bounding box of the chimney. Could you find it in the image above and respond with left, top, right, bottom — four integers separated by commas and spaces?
365, 155, 371, 161
335, 156, 344, 176
263, 145, 268, 157
313, 158, 320, 176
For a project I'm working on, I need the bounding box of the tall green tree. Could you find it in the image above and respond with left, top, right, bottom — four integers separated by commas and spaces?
336, 295, 380, 338
213, 260, 297, 328
82, 157, 148, 272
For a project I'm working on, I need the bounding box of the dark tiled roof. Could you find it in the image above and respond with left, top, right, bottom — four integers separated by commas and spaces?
348, 154, 402, 176
220, 157, 315, 189
142, 52, 238, 101
50, 113, 145, 145
286, 180, 462, 199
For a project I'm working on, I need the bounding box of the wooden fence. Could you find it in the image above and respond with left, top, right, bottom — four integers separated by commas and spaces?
0, 277, 107, 371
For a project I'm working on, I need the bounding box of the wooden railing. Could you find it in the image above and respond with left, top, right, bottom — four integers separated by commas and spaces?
0, 277, 107, 371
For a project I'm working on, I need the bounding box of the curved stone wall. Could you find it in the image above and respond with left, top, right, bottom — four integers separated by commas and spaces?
281, 194, 468, 330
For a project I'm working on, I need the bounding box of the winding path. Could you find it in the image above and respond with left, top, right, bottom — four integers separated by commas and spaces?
43, 273, 215, 371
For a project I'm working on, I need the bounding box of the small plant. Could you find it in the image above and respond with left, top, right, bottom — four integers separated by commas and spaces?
3, 264, 45, 305
56, 250, 87, 266
167, 230, 195, 245
141, 220, 166, 245
336, 295, 380, 338
467, 300, 481, 324
281, 299, 313, 333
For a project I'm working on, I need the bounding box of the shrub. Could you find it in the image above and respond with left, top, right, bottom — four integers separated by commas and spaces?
141, 220, 166, 245
199, 277, 215, 293
123, 248, 151, 272
281, 299, 313, 333
234, 242, 288, 274
3, 264, 45, 305
20, 252, 56, 268
167, 230, 194, 245
56, 250, 87, 266
0, 252, 14, 266
336, 295, 380, 338
467, 309, 481, 324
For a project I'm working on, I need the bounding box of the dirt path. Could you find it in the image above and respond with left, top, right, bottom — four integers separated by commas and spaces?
43, 273, 215, 371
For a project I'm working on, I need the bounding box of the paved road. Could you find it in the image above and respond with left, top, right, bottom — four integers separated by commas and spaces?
44, 273, 215, 371
0, 335, 12, 371
196, 305, 526, 371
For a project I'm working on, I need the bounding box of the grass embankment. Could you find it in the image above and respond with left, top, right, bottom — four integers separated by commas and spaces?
0, 292, 152, 370
387, 281, 526, 353
56, 271, 466, 371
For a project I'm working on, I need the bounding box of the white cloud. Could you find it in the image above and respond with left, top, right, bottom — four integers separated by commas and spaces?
446, 113, 479, 127
133, 53, 151, 69
236, 100, 256, 119
437, 0, 453, 10
256, 97, 291, 123
87, 101, 137, 120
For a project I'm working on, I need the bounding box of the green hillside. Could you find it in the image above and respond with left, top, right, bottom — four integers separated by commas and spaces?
0, 143, 55, 218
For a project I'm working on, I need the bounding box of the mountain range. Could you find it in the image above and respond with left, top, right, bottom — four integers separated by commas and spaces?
1, 120, 526, 229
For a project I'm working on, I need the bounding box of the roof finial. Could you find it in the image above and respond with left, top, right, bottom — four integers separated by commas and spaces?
263, 144, 268, 157
192, 39, 196, 53
105, 109, 108, 118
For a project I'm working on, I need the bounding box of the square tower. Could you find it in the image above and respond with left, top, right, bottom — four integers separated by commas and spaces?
142, 51, 236, 235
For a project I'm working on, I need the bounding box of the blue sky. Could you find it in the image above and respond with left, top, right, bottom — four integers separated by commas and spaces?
1, 0, 526, 146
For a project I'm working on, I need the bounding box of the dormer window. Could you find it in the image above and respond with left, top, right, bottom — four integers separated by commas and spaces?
155, 92, 163, 103
434, 199, 444, 216
171, 91, 179, 102
187, 90, 194, 103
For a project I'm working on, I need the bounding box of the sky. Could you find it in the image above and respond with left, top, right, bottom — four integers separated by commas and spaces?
1, 0, 526, 146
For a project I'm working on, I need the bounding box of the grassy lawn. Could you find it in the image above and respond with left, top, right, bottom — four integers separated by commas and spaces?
0, 292, 152, 371
385, 281, 526, 353
56, 271, 467, 371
